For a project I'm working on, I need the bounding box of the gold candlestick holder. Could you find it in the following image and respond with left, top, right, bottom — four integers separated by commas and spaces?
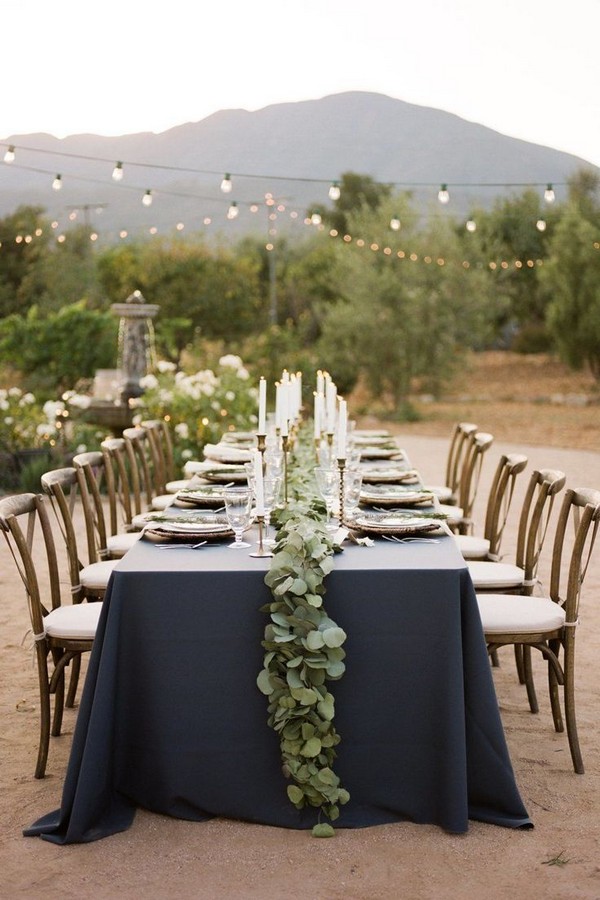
337, 458, 346, 526
256, 433, 267, 473
249, 514, 273, 557
282, 434, 290, 504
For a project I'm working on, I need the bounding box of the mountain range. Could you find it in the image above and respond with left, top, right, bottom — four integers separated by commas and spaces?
1, 91, 596, 242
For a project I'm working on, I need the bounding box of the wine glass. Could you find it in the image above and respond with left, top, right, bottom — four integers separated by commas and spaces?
342, 470, 363, 523
223, 488, 253, 549
314, 466, 338, 532
262, 474, 283, 546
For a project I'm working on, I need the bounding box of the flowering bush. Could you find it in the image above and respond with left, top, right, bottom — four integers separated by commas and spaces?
0, 387, 53, 453
132, 355, 259, 469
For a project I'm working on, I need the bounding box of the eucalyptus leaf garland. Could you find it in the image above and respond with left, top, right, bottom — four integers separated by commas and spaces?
256, 437, 350, 835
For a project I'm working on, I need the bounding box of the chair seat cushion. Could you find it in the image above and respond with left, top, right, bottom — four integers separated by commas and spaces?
468, 561, 524, 590
427, 484, 454, 504
166, 478, 190, 494
477, 593, 566, 634
455, 534, 490, 559
107, 531, 141, 557
437, 503, 463, 523
80, 560, 117, 591
45, 602, 102, 640
150, 494, 176, 511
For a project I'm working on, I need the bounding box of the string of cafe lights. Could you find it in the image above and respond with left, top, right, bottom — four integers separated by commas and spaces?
2, 141, 598, 266
2, 140, 566, 212
3, 204, 599, 275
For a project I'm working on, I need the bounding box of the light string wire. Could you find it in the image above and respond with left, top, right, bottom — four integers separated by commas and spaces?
1, 140, 569, 192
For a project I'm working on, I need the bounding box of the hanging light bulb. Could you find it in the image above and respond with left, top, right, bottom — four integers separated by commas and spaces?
438, 184, 450, 204
390, 215, 401, 231
221, 173, 233, 193
52, 174, 62, 191
311, 212, 322, 226
544, 183, 555, 203
227, 201, 239, 219
328, 181, 340, 201
466, 219, 477, 233
3, 145, 15, 163
112, 161, 124, 181
536, 219, 547, 232
142, 189, 153, 207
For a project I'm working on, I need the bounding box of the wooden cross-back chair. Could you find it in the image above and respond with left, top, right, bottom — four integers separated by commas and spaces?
0, 492, 101, 777
467, 468, 566, 594
437, 430, 494, 533
454, 431, 494, 535
101, 436, 138, 529
141, 418, 189, 494
72, 450, 140, 558
478, 486, 600, 773
40, 467, 117, 603
428, 421, 478, 505
122, 426, 175, 513
455, 453, 528, 560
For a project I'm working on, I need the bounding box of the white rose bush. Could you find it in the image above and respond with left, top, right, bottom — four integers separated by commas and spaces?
134, 357, 258, 468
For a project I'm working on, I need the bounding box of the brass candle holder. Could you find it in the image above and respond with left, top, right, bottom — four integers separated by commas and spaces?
249, 514, 273, 558
337, 457, 346, 526
256, 432, 267, 473
282, 434, 290, 504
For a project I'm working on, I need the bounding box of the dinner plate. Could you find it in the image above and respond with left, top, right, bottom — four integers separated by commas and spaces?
353, 429, 391, 438
175, 486, 228, 507
360, 485, 434, 507
222, 431, 256, 444
358, 446, 406, 460
353, 434, 396, 447
143, 519, 234, 542
202, 466, 248, 483
348, 513, 441, 537
360, 465, 416, 484
203, 443, 253, 464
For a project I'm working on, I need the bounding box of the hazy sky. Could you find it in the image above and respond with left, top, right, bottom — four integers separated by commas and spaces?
2, 0, 599, 166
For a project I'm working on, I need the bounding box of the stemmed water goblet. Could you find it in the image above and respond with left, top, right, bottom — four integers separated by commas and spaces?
262, 474, 283, 546
314, 466, 339, 532
342, 470, 363, 524
223, 487, 253, 549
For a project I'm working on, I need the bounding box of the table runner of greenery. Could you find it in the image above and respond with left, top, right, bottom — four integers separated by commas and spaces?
256, 436, 350, 836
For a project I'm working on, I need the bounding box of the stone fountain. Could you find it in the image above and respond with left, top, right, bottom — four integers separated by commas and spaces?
82, 290, 159, 433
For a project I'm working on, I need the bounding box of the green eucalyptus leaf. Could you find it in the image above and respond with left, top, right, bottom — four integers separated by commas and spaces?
287, 785, 305, 806
312, 823, 335, 838
301, 737, 322, 757
317, 695, 335, 721
256, 670, 274, 695
322, 627, 347, 648
306, 630, 325, 650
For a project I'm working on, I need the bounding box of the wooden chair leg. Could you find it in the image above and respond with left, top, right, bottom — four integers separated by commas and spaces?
548, 639, 564, 733
563, 643, 584, 774
66, 654, 81, 708
522, 646, 539, 714
35, 648, 51, 779
50, 649, 65, 737
514, 644, 525, 683
490, 648, 500, 668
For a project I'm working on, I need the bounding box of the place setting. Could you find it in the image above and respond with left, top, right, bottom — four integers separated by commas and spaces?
359, 482, 435, 507
344, 509, 444, 539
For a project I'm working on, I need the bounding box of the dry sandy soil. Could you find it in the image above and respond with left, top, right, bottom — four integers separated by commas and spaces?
1, 355, 600, 899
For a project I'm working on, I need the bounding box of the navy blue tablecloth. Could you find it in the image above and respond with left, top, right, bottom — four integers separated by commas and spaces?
25, 534, 532, 843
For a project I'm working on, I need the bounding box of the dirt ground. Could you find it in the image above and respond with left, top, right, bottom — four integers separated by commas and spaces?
2, 356, 600, 899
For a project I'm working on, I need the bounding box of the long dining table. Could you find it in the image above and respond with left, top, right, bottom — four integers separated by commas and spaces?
25, 523, 532, 844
